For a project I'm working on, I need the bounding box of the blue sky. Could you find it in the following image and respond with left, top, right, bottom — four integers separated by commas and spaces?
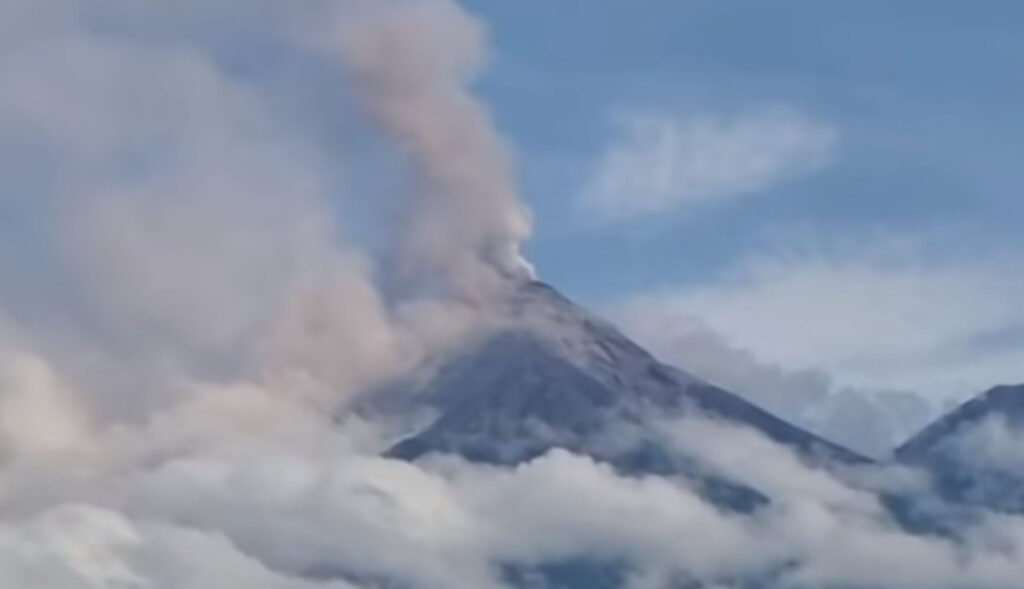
458, 0, 1024, 297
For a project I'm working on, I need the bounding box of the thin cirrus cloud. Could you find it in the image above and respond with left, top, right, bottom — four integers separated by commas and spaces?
577, 107, 839, 223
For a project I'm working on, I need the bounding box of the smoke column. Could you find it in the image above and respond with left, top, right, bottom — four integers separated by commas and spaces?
335, 0, 535, 299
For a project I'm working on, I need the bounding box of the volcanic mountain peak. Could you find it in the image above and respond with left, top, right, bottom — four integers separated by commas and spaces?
377, 280, 866, 469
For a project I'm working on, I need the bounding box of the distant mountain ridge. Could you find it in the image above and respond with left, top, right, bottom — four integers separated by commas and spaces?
896, 384, 1024, 513
897, 384, 1024, 456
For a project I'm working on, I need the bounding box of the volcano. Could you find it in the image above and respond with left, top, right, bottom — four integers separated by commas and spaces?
365, 281, 866, 508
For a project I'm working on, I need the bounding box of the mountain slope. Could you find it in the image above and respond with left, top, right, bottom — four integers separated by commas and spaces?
376, 281, 867, 474
896, 384, 1024, 513
357, 281, 874, 589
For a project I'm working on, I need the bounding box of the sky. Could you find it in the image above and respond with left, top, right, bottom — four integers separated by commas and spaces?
448, 0, 1024, 425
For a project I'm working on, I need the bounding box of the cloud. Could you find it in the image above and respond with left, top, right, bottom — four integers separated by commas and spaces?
0, 504, 362, 589
578, 106, 838, 223
0, 0, 531, 417
610, 242, 1024, 449
8, 398, 1020, 589
0, 350, 94, 461
0, 3, 351, 416
607, 308, 936, 456
945, 416, 1024, 474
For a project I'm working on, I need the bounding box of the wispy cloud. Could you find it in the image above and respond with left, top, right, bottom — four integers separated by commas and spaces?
578, 106, 838, 223
605, 305, 936, 456
612, 242, 1024, 402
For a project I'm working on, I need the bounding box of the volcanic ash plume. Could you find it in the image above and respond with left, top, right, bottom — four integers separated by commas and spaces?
335, 0, 535, 299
